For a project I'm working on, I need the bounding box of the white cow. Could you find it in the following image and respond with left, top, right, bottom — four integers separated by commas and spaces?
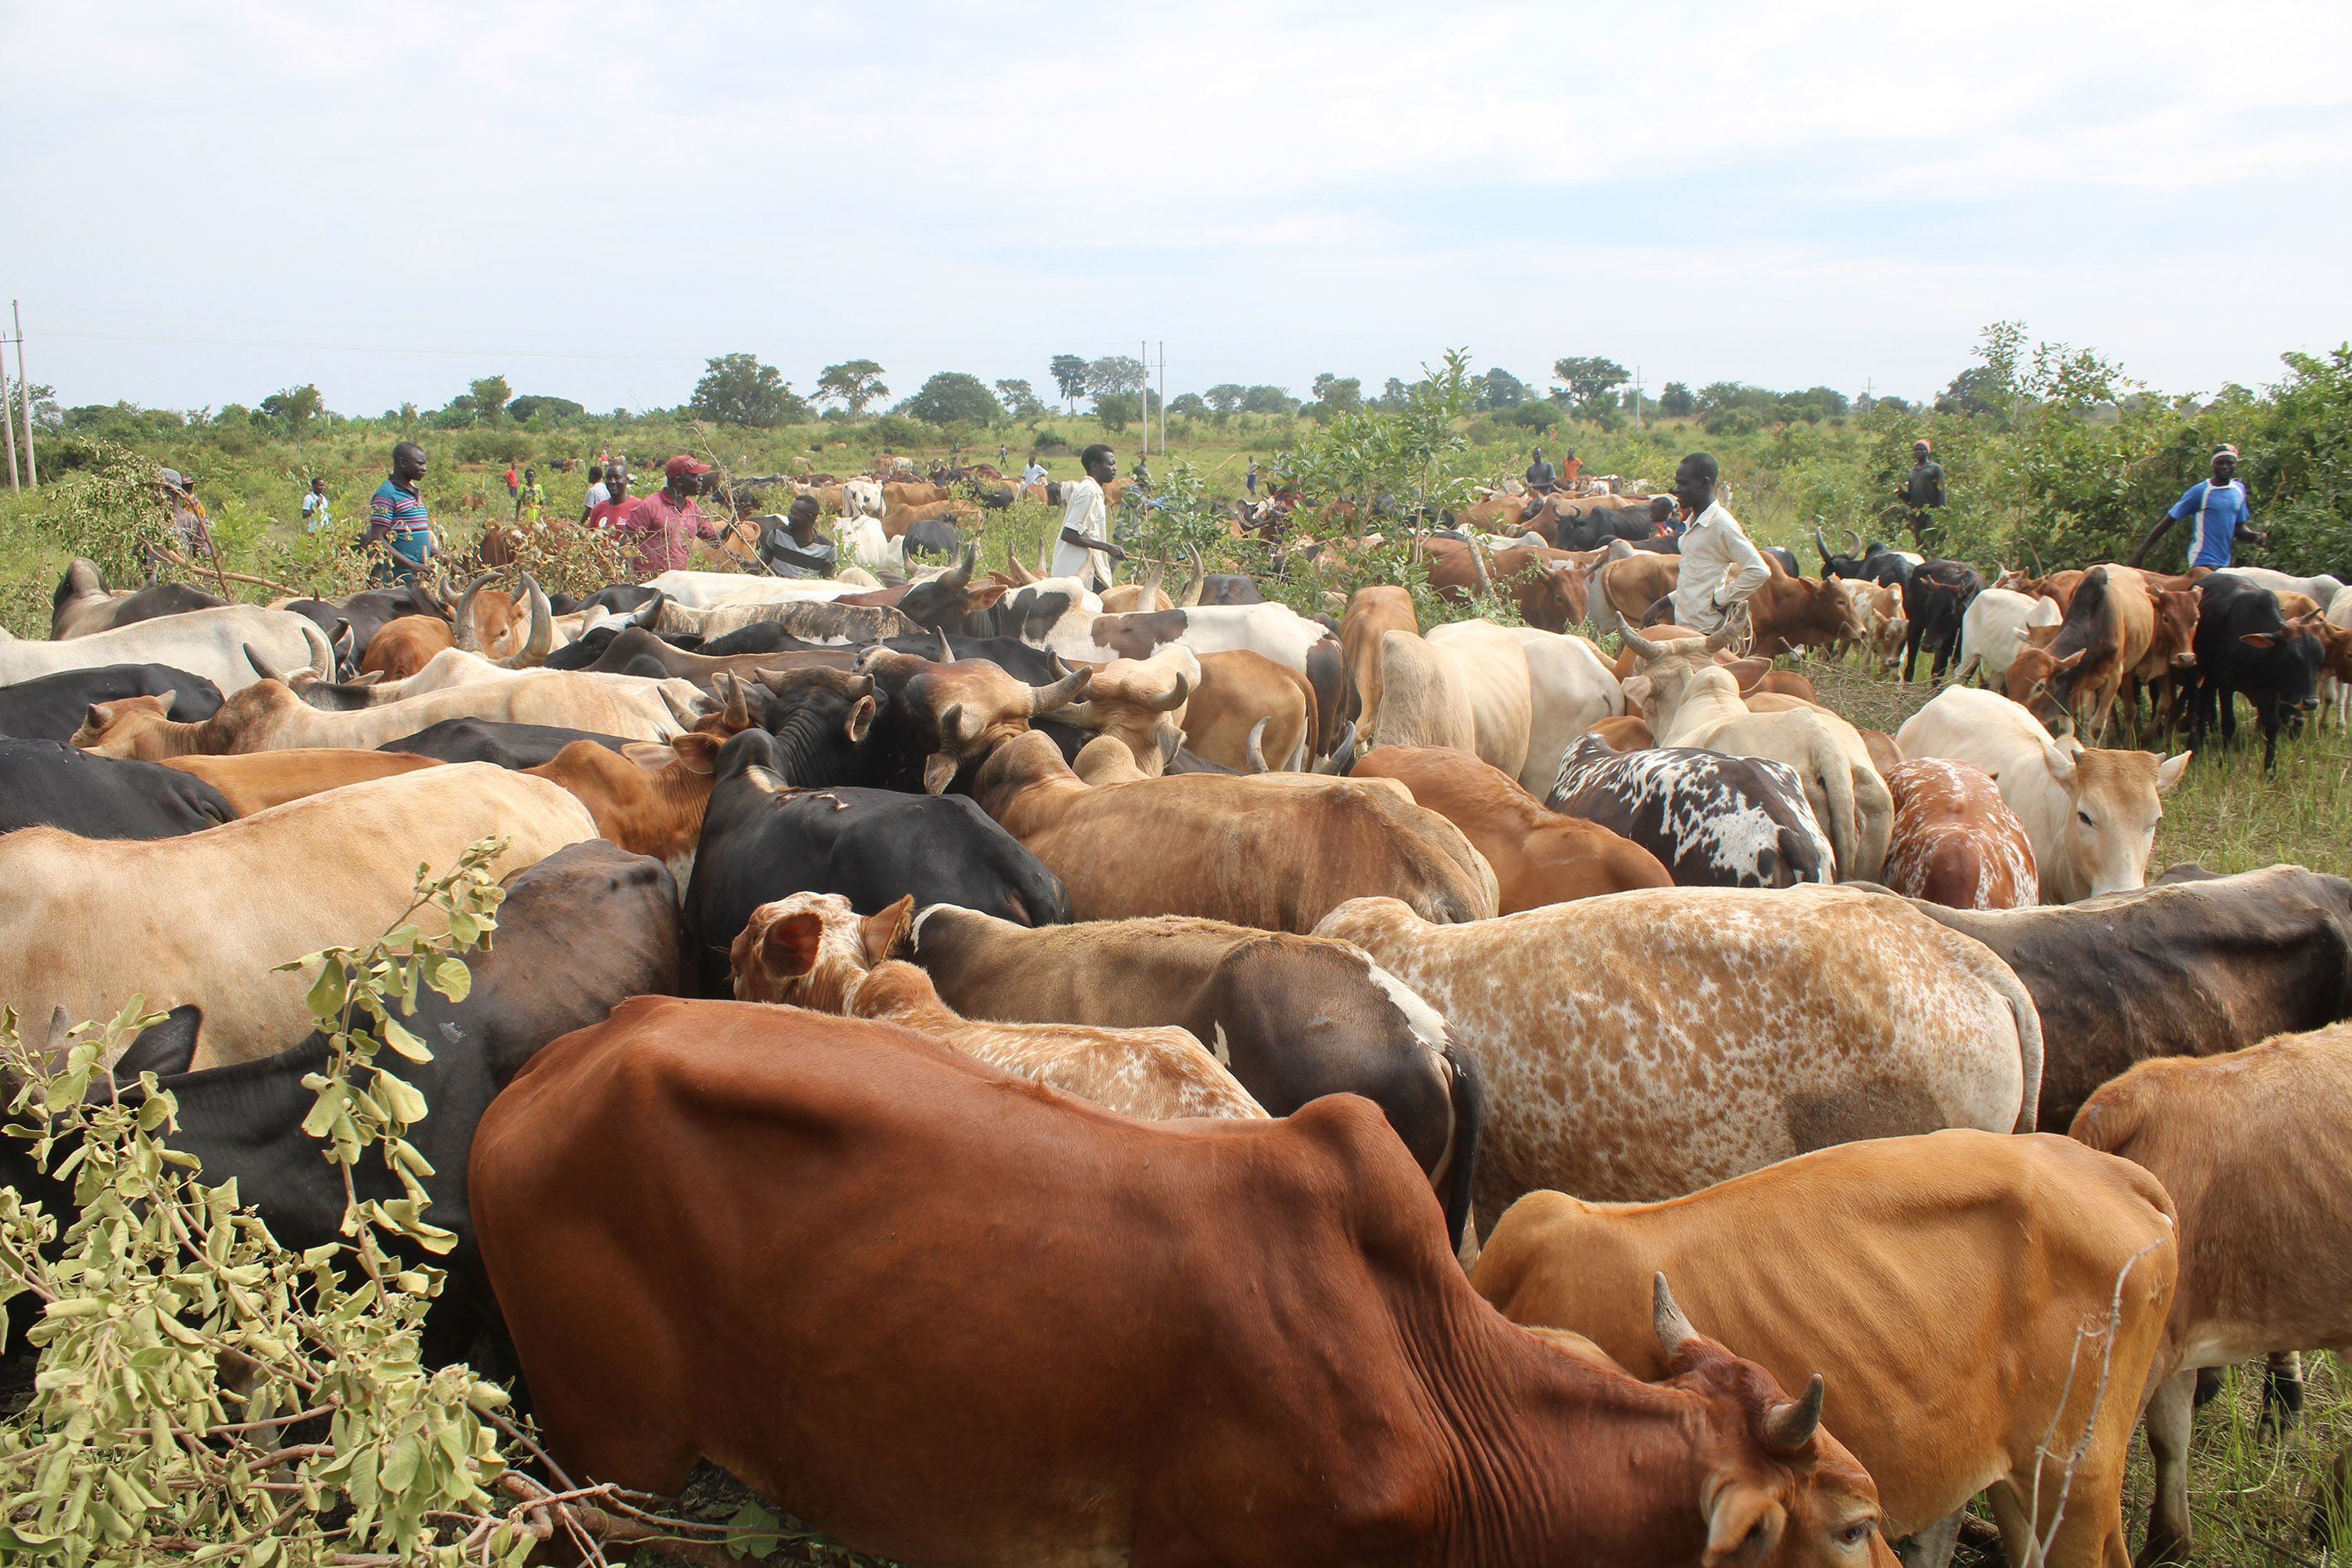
1368, 624, 1532, 781
1896, 686, 2189, 903
1492, 626, 1624, 797
835, 514, 906, 577
0, 606, 335, 695
840, 478, 885, 520
1952, 588, 2063, 689
2211, 567, 2347, 606
644, 570, 859, 608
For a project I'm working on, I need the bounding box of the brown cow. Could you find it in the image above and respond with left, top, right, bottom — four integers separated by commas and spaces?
1745, 558, 1867, 659
2122, 586, 2201, 737
731, 891, 1265, 1121
1582, 713, 1657, 750
1994, 567, 2087, 615
1350, 746, 1673, 911
1341, 585, 1418, 734
1594, 551, 1681, 639
1424, 537, 1590, 631
1881, 758, 2038, 911
881, 480, 952, 509
2072, 1023, 2352, 1563
158, 748, 445, 816
859, 647, 1092, 794
1473, 1131, 2177, 1568
525, 732, 726, 889
972, 729, 1497, 930
1051, 646, 1195, 776
880, 499, 980, 538
358, 614, 455, 681
1184, 648, 1315, 772
471, 994, 1896, 1568
2042, 566, 2157, 741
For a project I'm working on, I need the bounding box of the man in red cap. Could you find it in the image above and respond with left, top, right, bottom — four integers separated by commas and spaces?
620, 455, 722, 577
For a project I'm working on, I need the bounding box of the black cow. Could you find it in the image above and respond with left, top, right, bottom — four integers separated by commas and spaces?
749, 672, 885, 786
2, 841, 680, 1366
692, 622, 843, 659
548, 583, 660, 619
683, 728, 1070, 997
879, 633, 1063, 684
0, 663, 222, 740
378, 718, 634, 768
1898, 559, 1982, 682
1905, 864, 2352, 1130
903, 514, 962, 562
2187, 572, 2324, 771
1814, 528, 1917, 588
0, 739, 236, 838
1556, 505, 1662, 553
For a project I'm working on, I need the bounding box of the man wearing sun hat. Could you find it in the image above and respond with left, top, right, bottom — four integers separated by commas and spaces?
620, 454, 723, 578
2130, 443, 2267, 574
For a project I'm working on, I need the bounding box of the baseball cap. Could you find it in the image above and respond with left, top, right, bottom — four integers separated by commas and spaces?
665, 455, 713, 479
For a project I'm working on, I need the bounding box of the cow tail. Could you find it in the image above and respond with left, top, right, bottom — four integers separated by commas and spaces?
1437, 1038, 1485, 1256
1817, 736, 1860, 882
1942, 926, 2046, 1133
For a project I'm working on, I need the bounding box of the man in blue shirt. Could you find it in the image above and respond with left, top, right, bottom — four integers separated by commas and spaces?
367, 441, 436, 585
2130, 444, 2266, 572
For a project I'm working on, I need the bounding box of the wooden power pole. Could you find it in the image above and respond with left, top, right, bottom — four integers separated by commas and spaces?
12, 301, 33, 488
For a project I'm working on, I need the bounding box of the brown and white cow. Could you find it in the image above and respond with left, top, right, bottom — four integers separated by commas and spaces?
472, 994, 1897, 1568
1895, 687, 2189, 903
2072, 1022, 2352, 1563
1880, 758, 2038, 912
973, 729, 1497, 931
1473, 1130, 2177, 1568
1350, 746, 1673, 911
732, 891, 1266, 1122
1313, 886, 2043, 1220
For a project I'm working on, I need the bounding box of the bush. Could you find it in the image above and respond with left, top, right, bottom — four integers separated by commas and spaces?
453, 431, 537, 465
869, 414, 924, 450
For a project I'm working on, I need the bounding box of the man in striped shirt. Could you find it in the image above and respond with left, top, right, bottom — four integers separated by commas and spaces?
367, 441, 435, 585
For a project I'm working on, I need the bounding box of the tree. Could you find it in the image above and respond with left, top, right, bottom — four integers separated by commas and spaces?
1168, 392, 1209, 421
816, 359, 889, 416
904, 372, 1002, 426
1096, 392, 1140, 433
1241, 385, 1296, 416
467, 374, 512, 422
258, 383, 324, 450
1310, 373, 1363, 415
1049, 354, 1089, 411
692, 353, 803, 428
1086, 356, 1147, 401
507, 393, 587, 423
1658, 382, 1697, 418
1204, 383, 1248, 418
995, 378, 1046, 420
1551, 356, 1629, 406
1478, 368, 1528, 409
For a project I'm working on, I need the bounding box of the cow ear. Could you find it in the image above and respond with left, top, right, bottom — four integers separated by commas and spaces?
1622, 675, 1653, 711
923, 751, 958, 795
672, 734, 721, 774
84, 703, 111, 733
1702, 1481, 1785, 1568
860, 895, 915, 965
2156, 752, 2192, 793
2240, 631, 2283, 649
757, 909, 826, 981
114, 1005, 202, 1081
2041, 742, 2078, 785
622, 741, 675, 774
845, 694, 876, 745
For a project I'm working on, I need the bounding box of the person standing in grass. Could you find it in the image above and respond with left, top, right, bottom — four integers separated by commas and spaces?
1525, 447, 1557, 494
620, 455, 722, 577
1020, 455, 1049, 492
1247, 458, 1259, 496
1895, 438, 1944, 545
1561, 448, 1583, 485
583, 464, 608, 514
2130, 443, 2267, 575
514, 466, 546, 524
300, 475, 330, 535
504, 461, 519, 501
1648, 451, 1767, 634
368, 441, 435, 585
1051, 442, 1125, 589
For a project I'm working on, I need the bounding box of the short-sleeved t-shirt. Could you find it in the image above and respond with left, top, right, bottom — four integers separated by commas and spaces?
2168, 479, 2254, 569
585, 497, 635, 531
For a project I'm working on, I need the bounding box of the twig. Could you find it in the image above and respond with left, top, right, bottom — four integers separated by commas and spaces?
2028, 1239, 2164, 1562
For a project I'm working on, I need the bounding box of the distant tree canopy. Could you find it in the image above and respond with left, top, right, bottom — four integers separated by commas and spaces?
995, 378, 1047, 420
507, 393, 586, 423
468, 375, 512, 421
1168, 392, 1209, 422
1204, 384, 1247, 418
692, 353, 806, 428
1240, 385, 1297, 416
1095, 392, 1141, 432
1309, 373, 1363, 416
1049, 354, 1089, 411
1086, 356, 1147, 400
1478, 368, 1529, 409
1657, 381, 1697, 417
1694, 382, 1852, 435
1551, 357, 1629, 406
816, 359, 889, 416
903, 372, 1002, 426
258, 384, 324, 446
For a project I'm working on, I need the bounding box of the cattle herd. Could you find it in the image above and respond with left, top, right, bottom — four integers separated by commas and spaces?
2, 512, 2351, 1568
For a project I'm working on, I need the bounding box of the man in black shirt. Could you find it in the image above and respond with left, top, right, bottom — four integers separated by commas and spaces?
1897, 439, 1944, 544
1525, 447, 1558, 494
762, 494, 838, 578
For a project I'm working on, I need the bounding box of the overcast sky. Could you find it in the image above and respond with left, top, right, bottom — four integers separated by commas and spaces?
7, 0, 2348, 417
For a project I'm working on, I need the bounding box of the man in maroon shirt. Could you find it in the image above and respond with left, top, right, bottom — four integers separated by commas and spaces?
621, 455, 721, 577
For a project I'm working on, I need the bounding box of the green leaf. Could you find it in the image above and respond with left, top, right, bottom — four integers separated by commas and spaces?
379, 1015, 432, 1065
304, 962, 347, 1021
725, 1500, 783, 1560
375, 1073, 429, 1124
425, 955, 471, 1004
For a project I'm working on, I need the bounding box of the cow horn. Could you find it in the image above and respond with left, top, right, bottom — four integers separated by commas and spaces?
1245, 716, 1271, 773
632, 590, 667, 630
452, 572, 492, 654
244, 643, 286, 684
1026, 665, 1093, 715
1843, 527, 1863, 554
942, 543, 976, 594
1180, 543, 1205, 607
494, 576, 553, 669
435, 572, 459, 611
1762, 1375, 1826, 1454
1814, 526, 1833, 566
1139, 555, 1166, 608
2026, 538, 2045, 576
1147, 672, 1190, 713
1653, 1273, 1699, 1358
1059, 699, 1102, 729
1703, 604, 1746, 654
936, 629, 954, 664
1618, 624, 1665, 661
718, 671, 749, 728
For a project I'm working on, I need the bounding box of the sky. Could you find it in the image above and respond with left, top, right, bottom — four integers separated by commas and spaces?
7, 0, 2349, 418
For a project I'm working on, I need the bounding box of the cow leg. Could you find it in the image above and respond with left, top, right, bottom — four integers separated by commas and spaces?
2262, 1349, 2306, 1434
1986, 1479, 2039, 1568
1903, 626, 1925, 684
2136, 1369, 2196, 1566
1892, 1509, 1965, 1568
2310, 1441, 2352, 1547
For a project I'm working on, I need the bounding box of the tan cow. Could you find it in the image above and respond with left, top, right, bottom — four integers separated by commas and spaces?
1881, 758, 2038, 912
1340, 585, 1419, 736
732, 891, 1266, 1122
159, 748, 446, 816
0, 765, 597, 1068
1349, 747, 1673, 911
1182, 649, 1314, 772
1590, 551, 1682, 640
1051, 645, 1197, 776
2071, 1022, 2352, 1563
524, 733, 727, 891
974, 730, 1497, 932
1473, 1131, 2177, 1568
1314, 887, 2043, 1220
358, 614, 456, 680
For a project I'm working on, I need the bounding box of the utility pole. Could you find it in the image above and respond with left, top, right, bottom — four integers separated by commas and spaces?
1157, 341, 1166, 455
12, 301, 33, 488
1633, 365, 1643, 430
0, 319, 17, 494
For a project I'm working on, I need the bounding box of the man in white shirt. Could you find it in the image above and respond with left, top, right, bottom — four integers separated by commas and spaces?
1049, 443, 1126, 587
1021, 457, 1049, 490
1662, 452, 1769, 635
299, 477, 330, 535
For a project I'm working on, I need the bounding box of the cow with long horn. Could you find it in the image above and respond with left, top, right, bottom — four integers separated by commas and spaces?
859, 646, 1093, 795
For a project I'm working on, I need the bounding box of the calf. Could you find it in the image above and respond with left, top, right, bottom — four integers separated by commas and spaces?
2072, 1024, 2352, 1562
0, 737, 233, 839
1880, 758, 2038, 911
1904, 864, 2352, 1130
527, 733, 724, 889
909, 903, 1483, 1249
2039, 565, 2155, 741
359, 613, 455, 680
0, 662, 221, 741
973, 729, 1497, 932
472, 994, 1893, 1568
1474, 1131, 2175, 1568
1896, 687, 2189, 903
1897, 559, 1982, 683
733, 892, 1264, 1122
1316, 886, 2043, 1218
1351, 746, 1672, 910
1424, 537, 1590, 631
1548, 733, 1833, 888
1744, 558, 1867, 659
1951, 587, 2060, 689
2186, 572, 2324, 771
